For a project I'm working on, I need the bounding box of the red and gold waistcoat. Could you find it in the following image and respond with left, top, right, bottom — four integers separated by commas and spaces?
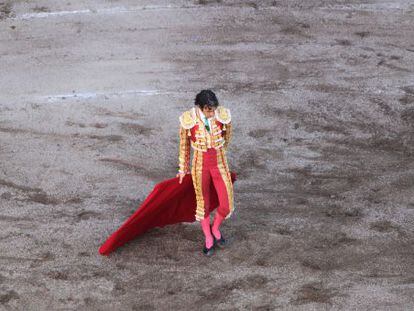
178, 106, 232, 174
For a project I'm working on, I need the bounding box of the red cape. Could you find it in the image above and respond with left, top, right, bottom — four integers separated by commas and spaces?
99, 172, 237, 256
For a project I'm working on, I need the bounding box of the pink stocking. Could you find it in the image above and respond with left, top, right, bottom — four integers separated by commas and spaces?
212, 212, 224, 240
200, 216, 213, 248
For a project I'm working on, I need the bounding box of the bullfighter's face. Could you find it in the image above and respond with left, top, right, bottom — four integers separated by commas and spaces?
201, 106, 216, 119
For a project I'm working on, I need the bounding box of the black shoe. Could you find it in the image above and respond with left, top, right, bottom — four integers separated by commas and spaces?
210, 224, 227, 248
202, 245, 215, 256
213, 235, 228, 248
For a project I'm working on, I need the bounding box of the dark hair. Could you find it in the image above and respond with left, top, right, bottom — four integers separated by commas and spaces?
194, 90, 219, 109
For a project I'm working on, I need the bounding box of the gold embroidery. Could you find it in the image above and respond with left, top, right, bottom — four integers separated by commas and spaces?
215, 106, 231, 124
179, 109, 196, 129
222, 121, 232, 151
179, 107, 234, 220
178, 125, 191, 173
192, 149, 205, 221
189, 107, 230, 151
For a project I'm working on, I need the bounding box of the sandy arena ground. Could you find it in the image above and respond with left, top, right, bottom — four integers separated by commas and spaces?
0, 0, 414, 310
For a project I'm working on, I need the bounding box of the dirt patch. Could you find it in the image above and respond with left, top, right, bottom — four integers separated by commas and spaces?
401, 108, 414, 124
32, 6, 50, 13
0, 178, 43, 193
94, 107, 146, 120
99, 157, 169, 180
323, 204, 362, 220
399, 86, 414, 105
0, 2, 14, 20
248, 128, 275, 139
0, 290, 19, 305
292, 282, 340, 305
65, 121, 108, 129
310, 232, 359, 250
119, 123, 155, 136
27, 192, 60, 205
76, 211, 102, 221
354, 31, 370, 38
369, 220, 399, 233
85, 134, 124, 142
280, 22, 312, 38
46, 271, 69, 281
197, 0, 222, 5
197, 274, 270, 304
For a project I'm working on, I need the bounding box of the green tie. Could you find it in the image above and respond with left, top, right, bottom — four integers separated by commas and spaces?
204, 116, 210, 133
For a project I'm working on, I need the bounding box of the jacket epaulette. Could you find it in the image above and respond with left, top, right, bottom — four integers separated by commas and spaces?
179, 108, 197, 129
215, 106, 231, 124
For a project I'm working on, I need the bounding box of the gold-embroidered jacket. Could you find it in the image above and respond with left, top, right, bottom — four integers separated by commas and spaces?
178, 106, 232, 174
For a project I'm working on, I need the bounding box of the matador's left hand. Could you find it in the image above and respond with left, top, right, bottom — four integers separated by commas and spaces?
176, 172, 189, 184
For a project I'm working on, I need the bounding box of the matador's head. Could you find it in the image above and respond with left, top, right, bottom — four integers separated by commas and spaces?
194, 89, 219, 119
